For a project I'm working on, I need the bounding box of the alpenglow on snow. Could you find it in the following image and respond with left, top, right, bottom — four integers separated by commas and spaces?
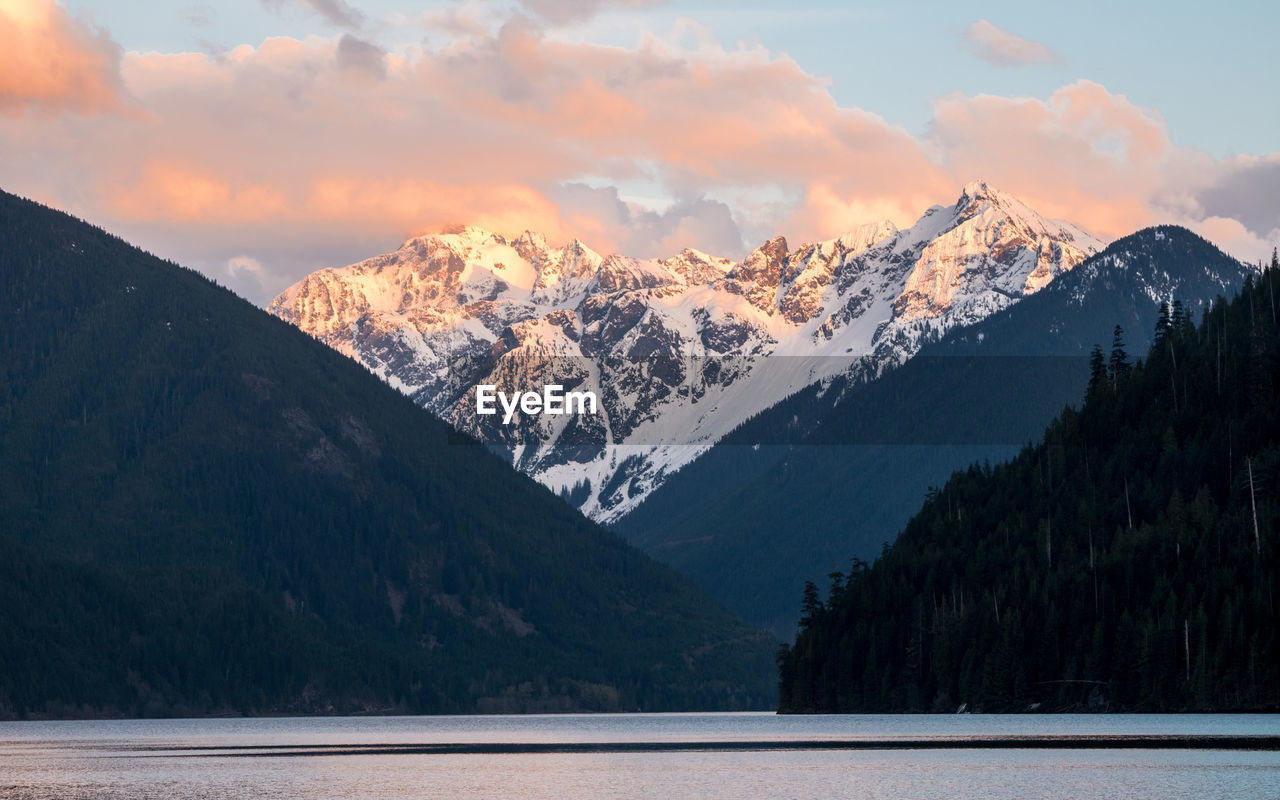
271, 182, 1104, 521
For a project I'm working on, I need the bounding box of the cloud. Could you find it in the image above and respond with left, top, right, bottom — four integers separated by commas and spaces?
261, 0, 365, 29
403, 3, 496, 41
335, 34, 386, 78
0, 15, 1274, 306
224, 254, 268, 299
963, 20, 1060, 67
405, 18, 952, 240
1194, 156, 1280, 239
925, 80, 1175, 238
554, 183, 746, 257
0, 0, 127, 116
517, 0, 666, 25
1192, 216, 1280, 266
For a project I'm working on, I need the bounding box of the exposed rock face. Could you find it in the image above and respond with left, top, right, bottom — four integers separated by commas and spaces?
271, 181, 1102, 521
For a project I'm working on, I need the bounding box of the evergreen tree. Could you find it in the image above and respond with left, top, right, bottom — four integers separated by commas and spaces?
1155, 302, 1171, 345
1088, 345, 1106, 396
799, 581, 823, 628
1108, 324, 1131, 384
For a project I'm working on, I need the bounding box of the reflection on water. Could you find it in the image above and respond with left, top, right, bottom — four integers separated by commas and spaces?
1, 713, 1279, 800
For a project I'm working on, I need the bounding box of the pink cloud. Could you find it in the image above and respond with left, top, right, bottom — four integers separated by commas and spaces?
1193, 216, 1280, 266
0, 0, 127, 116
926, 80, 1177, 238
106, 160, 572, 250
0, 15, 1273, 305
963, 20, 1060, 67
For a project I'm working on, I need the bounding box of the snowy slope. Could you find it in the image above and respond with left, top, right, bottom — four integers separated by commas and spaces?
270, 181, 1104, 521
612, 224, 1255, 633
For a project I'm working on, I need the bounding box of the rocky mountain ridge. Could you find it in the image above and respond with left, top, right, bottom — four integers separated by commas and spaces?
270, 181, 1104, 520
614, 224, 1256, 633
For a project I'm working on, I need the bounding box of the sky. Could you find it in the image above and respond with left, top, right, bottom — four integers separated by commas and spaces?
2, 0, 1277, 305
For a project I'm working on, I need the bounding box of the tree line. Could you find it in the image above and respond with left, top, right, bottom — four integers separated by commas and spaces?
778, 250, 1280, 713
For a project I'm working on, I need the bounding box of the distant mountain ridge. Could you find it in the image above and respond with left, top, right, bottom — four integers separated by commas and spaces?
0, 190, 775, 718
614, 226, 1256, 634
271, 181, 1102, 521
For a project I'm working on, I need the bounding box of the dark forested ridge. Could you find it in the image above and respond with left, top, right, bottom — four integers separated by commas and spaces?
778, 252, 1280, 712
615, 226, 1253, 635
0, 190, 776, 719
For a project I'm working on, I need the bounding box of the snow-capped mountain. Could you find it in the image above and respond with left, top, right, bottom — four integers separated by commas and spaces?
270, 181, 1103, 521
614, 224, 1256, 634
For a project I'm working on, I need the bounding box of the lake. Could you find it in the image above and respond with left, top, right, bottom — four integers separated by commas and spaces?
2, 713, 1279, 799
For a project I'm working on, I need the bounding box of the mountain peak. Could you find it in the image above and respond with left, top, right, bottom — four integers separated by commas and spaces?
400, 224, 504, 251
514, 229, 549, 249
750, 235, 789, 259
835, 220, 898, 253
274, 184, 1104, 523
947, 180, 1107, 255
1058, 224, 1253, 299
437, 223, 502, 242
951, 180, 1025, 226
1124, 224, 1210, 246
955, 178, 1016, 211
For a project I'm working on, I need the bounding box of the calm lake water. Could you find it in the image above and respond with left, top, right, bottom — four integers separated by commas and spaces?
2, 713, 1279, 799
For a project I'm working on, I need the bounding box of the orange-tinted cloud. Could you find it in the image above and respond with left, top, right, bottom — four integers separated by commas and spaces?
0, 14, 1273, 306
926, 80, 1178, 238
0, 0, 126, 116
107, 160, 571, 248
1193, 216, 1278, 265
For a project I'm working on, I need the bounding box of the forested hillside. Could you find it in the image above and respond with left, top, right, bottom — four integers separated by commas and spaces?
0, 190, 776, 718
617, 227, 1251, 635
778, 252, 1280, 712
